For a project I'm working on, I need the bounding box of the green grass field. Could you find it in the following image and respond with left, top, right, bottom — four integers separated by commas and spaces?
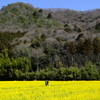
0, 81, 100, 100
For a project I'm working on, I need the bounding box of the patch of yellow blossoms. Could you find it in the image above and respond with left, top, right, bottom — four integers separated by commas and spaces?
0, 81, 100, 100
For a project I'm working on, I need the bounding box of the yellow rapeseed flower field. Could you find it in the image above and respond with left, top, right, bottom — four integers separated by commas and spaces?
0, 81, 100, 100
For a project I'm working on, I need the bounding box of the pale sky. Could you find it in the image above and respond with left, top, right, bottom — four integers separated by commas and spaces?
0, 0, 100, 11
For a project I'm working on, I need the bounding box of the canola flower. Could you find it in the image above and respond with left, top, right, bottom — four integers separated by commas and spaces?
0, 81, 100, 100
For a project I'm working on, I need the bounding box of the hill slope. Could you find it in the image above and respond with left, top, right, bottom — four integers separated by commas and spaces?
0, 2, 100, 32
0, 2, 59, 32
0, 2, 100, 72
0, 2, 100, 80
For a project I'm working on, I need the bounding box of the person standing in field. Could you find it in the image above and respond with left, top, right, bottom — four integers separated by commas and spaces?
45, 80, 49, 86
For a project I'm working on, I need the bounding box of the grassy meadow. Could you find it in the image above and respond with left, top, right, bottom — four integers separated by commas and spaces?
0, 81, 100, 100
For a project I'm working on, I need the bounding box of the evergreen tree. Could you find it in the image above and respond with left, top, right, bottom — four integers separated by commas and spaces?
68, 42, 77, 54
47, 13, 52, 18
77, 40, 84, 54
93, 37, 100, 54
39, 9, 43, 13
82, 38, 94, 55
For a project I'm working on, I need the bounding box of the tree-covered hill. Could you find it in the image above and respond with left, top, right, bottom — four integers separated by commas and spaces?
0, 2, 100, 33
0, 2, 100, 80
0, 2, 59, 32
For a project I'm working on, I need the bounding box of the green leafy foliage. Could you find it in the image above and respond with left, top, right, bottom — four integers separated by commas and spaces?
81, 61, 99, 80
0, 49, 31, 80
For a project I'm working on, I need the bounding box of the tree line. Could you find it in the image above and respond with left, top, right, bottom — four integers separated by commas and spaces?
0, 49, 99, 80
0, 34, 100, 80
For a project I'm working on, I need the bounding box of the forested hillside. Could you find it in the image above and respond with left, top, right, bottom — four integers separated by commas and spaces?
0, 2, 100, 80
